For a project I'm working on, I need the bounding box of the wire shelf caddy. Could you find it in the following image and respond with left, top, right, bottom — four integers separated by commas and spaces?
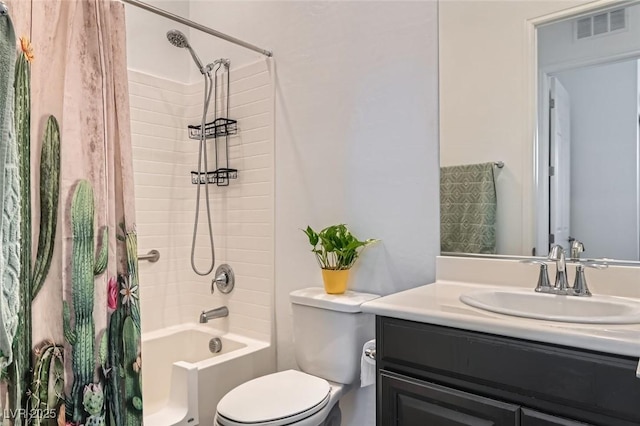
191, 168, 238, 186
188, 118, 237, 140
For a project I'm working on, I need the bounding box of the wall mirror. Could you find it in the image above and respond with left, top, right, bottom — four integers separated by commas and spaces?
439, 0, 640, 264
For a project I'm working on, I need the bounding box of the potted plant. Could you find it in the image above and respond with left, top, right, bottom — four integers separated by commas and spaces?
302, 224, 377, 294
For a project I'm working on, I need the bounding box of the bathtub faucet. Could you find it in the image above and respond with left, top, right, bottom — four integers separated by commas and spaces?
199, 306, 229, 323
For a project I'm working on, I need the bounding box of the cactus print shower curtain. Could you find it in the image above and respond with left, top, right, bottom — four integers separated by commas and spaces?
2, 1, 142, 425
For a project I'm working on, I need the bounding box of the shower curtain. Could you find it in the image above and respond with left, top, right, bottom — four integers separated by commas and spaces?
2, 1, 142, 425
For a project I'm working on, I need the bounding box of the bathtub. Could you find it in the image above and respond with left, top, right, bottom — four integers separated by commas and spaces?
142, 324, 273, 426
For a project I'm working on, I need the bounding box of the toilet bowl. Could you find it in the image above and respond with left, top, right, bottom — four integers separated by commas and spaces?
214, 370, 345, 426
213, 288, 379, 426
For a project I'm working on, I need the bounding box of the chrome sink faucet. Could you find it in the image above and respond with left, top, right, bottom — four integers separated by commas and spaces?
199, 306, 229, 323
522, 243, 607, 297
548, 245, 569, 293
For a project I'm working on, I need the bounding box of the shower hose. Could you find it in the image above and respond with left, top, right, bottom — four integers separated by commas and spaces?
190, 69, 216, 276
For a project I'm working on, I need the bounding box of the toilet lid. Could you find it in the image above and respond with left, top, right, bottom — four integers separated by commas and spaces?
217, 370, 331, 426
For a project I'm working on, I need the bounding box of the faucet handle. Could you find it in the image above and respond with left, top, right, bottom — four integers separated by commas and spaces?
571, 261, 607, 297
581, 260, 608, 270
569, 239, 585, 260
572, 264, 591, 297
212, 264, 235, 294
520, 260, 552, 293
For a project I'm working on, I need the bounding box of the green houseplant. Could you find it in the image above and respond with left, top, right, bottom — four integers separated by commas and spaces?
302, 224, 376, 294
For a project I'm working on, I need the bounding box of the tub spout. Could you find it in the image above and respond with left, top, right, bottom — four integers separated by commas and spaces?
199, 306, 229, 323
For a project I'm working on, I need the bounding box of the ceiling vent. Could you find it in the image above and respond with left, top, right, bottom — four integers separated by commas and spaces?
610, 8, 626, 31
575, 8, 626, 40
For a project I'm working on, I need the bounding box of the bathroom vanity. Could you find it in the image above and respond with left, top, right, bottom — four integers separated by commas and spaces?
361, 258, 640, 426
376, 317, 639, 425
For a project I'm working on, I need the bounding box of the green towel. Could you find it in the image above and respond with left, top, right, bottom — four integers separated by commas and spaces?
440, 162, 497, 254
0, 13, 20, 369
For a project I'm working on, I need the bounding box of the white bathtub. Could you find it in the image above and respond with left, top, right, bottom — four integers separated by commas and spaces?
142, 324, 273, 426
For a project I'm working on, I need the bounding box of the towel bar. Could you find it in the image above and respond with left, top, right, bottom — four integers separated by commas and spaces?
138, 250, 160, 263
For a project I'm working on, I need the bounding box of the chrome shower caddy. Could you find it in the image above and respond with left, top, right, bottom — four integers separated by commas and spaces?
189, 117, 238, 186
189, 60, 238, 187
188, 118, 237, 140
191, 168, 238, 185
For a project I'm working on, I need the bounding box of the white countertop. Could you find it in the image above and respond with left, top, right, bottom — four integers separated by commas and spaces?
361, 280, 640, 358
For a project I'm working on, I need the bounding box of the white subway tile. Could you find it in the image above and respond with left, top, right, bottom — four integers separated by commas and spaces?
230, 313, 270, 335
230, 72, 270, 95
232, 288, 271, 307
231, 126, 271, 146
229, 84, 271, 108
229, 99, 271, 120
129, 70, 187, 94
235, 113, 271, 132
229, 60, 269, 81
228, 300, 270, 321
131, 62, 273, 335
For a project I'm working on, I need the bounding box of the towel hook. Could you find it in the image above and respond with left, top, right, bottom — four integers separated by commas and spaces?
0, 2, 8, 15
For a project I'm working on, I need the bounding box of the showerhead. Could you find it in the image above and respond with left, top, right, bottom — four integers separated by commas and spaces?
166, 29, 189, 48
166, 29, 206, 74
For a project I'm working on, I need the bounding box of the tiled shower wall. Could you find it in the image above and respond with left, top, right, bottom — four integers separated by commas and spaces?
128, 59, 274, 342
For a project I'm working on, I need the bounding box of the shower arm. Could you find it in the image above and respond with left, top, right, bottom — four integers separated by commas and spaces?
122, 0, 272, 57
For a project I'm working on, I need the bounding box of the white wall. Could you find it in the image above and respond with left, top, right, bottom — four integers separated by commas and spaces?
125, 0, 192, 82
439, 1, 592, 255
555, 60, 639, 260
275, 3, 439, 423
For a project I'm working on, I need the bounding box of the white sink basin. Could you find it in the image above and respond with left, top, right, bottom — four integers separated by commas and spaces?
459, 290, 640, 324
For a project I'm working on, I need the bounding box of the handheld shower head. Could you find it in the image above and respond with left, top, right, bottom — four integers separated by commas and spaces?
166, 29, 206, 74
166, 29, 189, 48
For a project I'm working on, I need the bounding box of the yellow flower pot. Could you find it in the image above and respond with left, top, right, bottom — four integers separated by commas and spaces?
321, 269, 350, 294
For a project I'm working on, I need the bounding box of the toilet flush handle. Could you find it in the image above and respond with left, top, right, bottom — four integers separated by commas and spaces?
364, 348, 376, 360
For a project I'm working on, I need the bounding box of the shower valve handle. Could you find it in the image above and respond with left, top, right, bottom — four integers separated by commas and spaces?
211, 264, 235, 294
213, 273, 227, 289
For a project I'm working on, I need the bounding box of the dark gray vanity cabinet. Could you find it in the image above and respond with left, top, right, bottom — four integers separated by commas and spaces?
376, 317, 640, 426
520, 409, 589, 426
380, 370, 520, 425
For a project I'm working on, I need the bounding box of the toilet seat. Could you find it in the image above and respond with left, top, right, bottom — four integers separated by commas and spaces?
216, 370, 331, 426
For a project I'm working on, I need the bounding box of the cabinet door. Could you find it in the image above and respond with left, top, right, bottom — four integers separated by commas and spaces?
380, 370, 520, 426
521, 408, 592, 426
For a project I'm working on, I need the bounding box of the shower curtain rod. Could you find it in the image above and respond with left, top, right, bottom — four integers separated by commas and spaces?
121, 0, 273, 57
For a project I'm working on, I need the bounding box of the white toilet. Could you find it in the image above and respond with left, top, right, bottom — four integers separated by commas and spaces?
214, 287, 379, 426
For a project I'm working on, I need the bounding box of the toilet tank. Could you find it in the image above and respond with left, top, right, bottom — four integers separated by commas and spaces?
289, 287, 379, 384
